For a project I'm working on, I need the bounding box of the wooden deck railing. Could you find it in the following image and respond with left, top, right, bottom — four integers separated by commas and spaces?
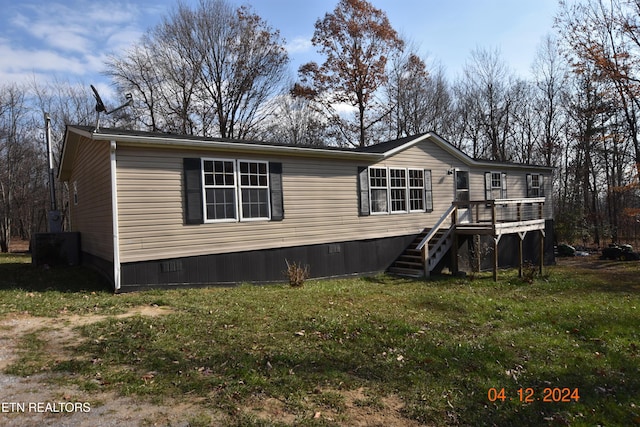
453, 198, 546, 235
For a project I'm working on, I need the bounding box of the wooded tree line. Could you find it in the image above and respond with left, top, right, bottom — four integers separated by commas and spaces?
1, 0, 640, 251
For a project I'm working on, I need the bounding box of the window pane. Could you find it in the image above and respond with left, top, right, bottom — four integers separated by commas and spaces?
491, 172, 501, 188
409, 169, 423, 187
205, 188, 236, 220
391, 189, 407, 212
456, 171, 469, 190
369, 168, 387, 188
531, 174, 539, 187
371, 189, 388, 213
241, 188, 269, 219
410, 189, 423, 211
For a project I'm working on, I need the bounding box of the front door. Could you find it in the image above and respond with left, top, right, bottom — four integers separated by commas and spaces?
455, 170, 471, 223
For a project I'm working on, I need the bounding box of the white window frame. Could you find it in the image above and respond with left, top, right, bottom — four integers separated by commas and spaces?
238, 159, 271, 221
369, 167, 389, 214
491, 172, 502, 192
202, 158, 238, 223
389, 168, 408, 213
368, 167, 432, 215
408, 168, 425, 212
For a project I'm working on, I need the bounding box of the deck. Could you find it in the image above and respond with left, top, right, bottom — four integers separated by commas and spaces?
413, 198, 547, 280
453, 197, 547, 236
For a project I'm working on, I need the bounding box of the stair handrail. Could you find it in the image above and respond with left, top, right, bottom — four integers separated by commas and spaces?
416, 204, 457, 251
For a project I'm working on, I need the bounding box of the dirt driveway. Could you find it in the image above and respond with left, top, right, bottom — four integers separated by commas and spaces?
0, 306, 219, 427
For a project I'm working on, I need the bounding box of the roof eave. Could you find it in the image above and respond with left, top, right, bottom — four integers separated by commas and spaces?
85, 129, 383, 161
382, 132, 554, 171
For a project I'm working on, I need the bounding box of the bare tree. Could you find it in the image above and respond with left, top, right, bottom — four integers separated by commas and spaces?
105, 0, 289, 140
453, 48, 519, 161
0, 84, 45, 251
187, 0, 289, 139
385, 50, 452, 139
531, 35, 569, 167
105, 41, 164, 132
263, 93, 328, 146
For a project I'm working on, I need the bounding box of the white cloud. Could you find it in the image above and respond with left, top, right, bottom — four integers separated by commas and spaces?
286, 36, 312, 54
0, 40, 89, 75
0, 1, 158, 85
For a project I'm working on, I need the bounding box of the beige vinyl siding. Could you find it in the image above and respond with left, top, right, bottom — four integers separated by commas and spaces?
115, 143, 446, 263
68, 137, 113, 261
115, 141, 553, 263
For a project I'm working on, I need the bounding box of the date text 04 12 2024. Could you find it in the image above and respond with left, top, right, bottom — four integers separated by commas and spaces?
487, 387, 580, 403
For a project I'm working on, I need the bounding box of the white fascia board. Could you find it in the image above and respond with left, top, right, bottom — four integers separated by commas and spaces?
86, 130, 383, 162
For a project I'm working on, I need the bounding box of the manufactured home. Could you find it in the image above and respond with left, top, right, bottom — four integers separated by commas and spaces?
58, 126, 554, 292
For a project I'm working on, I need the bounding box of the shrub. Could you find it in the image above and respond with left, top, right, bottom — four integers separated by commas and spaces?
284, 259, 310, 287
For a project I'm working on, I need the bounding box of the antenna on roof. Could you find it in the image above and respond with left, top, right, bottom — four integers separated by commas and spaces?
90, 85, 133, 132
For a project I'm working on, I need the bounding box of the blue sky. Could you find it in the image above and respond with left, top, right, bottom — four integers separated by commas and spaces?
0, 0, 560, 99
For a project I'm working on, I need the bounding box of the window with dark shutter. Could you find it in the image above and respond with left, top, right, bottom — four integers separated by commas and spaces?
185, 158, 284, 224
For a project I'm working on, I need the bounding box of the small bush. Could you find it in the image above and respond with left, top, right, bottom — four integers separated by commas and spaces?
521, 261, 538, 284
284, 259, 310, 287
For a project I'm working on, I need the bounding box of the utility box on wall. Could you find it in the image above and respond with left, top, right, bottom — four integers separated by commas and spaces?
32, 232, 81, 267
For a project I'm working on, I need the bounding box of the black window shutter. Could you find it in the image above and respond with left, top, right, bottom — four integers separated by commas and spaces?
526, 173, 532, 197
269, 162, 284, 221
424, 169, 433, 212
484, 172, 492, 200
358, 166, 370, 216
183, 158, 203, 224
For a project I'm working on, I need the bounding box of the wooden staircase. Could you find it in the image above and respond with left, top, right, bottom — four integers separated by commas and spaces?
388, 205, 458, 278
387, 228, 451, 277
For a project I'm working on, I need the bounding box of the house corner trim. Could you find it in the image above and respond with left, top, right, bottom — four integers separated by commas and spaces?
110, 140, 121, 291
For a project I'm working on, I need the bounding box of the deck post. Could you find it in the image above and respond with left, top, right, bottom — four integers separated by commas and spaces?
493, 235, 499, 281
517, 232, 526, 278
422, 245, 430, 279
539, 229, 545, 275
452, 234, 459, 275
451, 207, 459, 276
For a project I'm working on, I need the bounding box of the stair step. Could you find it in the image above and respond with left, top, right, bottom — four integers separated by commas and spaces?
388, 225, 453, 277
388, 267, 424, 278
394, 260, 423, 268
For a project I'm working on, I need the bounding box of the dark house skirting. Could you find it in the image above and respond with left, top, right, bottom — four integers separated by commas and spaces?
118, 234, 418, 292
81, 251, 115, 285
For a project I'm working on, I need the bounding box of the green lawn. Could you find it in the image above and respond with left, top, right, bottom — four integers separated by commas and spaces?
0, 253, 638, 426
